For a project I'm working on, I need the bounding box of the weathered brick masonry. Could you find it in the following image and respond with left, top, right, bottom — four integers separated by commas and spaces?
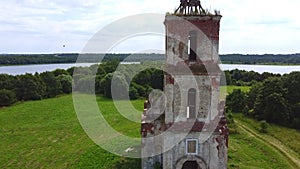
141, 1, 228, 169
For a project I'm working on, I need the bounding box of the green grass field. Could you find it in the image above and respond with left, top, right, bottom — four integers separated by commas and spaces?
225, 86, 251, 93
220, 86, 251, 100
0, 89, 299, 168
228, 114, 300, 169
0, 95, 143, 169
234, 114, 300, 157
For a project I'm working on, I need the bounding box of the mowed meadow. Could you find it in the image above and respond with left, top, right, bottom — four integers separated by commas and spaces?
0, 93, 299, 168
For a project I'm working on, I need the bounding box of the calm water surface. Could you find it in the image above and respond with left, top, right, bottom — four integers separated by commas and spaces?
220, 64, 299, 74
0, 63, 299, 75
0, 63, 95, 75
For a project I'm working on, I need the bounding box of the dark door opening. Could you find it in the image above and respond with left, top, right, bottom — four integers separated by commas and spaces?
182, 161, 200, 169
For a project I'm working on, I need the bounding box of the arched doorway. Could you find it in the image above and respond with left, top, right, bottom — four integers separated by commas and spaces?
182, 161, 200, 169
176, 156, 207, 169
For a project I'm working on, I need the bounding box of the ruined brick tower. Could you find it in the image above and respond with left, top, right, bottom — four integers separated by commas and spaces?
141, 1, 228, 168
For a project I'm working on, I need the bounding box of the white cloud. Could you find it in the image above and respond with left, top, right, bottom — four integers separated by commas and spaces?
209, 0, 300, 54
0, 0, 299, 54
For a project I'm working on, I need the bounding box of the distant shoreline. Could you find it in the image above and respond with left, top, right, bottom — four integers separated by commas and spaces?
0, 53, 299, 66
1, 63, 299, 76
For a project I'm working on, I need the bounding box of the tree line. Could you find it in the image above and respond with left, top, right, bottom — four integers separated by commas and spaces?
1, 60, 299, 130
1, 53, 300, 65
226, 72, 300, 130
224, 69, 281, 86
0, 70, 73, 107
221, 53, 300, 65
0, 60, 164, 106
0, 53, 164, 65
72, 60, 164, 100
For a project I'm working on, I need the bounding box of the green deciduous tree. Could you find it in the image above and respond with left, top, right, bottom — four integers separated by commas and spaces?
40, 72, 62, 98
150, 69, 164, 90
226, 89, 247, 113
100, 73, 113, 98
260, 120, 269, 133
130, 82, 147, 97
282, 72, 300, 124
247, 82, 262, 111
253, 77, 290, 125
224, 71, 232, 85
15, 74, 45, 101
75, 76, 95, 94
133, 69, 152, 86
263, 93, 289, 125
111, 73, 129, 100
56, 74, 73, 94
52, 69, 69, 76
129, 85, 139, 100
0, 89, 16, 107
133, 68, 163, 90
101, 59, 120, 74
0, 74, 16, 90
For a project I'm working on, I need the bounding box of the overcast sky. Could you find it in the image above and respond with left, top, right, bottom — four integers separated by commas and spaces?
0, 0, 299, 54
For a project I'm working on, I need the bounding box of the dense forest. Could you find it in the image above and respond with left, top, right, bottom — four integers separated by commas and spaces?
0, 60, 299, 130
1, 53, 300, 65
224, 69, 282, 86
0, 53, 163, 65
0, 60, 164, 107
221, 54, 300, 65
226, 71, 300, 129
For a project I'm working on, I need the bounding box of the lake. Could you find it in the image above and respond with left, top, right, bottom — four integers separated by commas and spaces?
0, 63, 299, 75
220, 64, 299, 74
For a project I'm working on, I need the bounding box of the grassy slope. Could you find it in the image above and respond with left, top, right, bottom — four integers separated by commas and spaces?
0, 95, 92, 168
0, 93, 298, 168
225, 86, 251, 93
220, 86, 250, 100
0, 95, 143, 169
234, 114, 300, 156
228, 117, 299, 169
233, 114, 300, 168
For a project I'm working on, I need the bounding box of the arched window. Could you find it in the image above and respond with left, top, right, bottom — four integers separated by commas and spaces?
188, 88, 196, 118
188, 30, 197, 61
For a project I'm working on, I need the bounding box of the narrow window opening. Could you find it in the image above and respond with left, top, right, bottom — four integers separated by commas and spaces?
189, 31, 197, 61
188, 88, 196, 119
188, 39, 191, 55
